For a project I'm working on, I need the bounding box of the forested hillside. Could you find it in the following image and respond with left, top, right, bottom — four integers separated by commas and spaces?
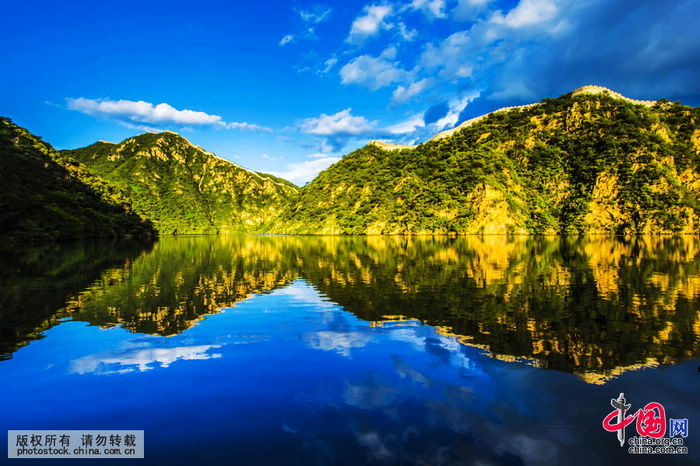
0, 118, 154, 242
65, 132, 299, 234
271, 89, 700, 235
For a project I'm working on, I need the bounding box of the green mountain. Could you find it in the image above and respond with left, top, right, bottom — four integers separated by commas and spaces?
0, 118, 154, 242
270, 86, 700, 235
64, 131, 299, 234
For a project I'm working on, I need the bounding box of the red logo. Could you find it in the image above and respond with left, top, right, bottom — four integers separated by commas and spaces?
602, 393, 666, 446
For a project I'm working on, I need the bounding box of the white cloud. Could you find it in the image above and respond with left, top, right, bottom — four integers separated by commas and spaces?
119, 121, 164, 133
279, 34, 294, 46
322, 57, 338, 73
347, 4, 394, 44
340, 47, 409, 90
434, 94, 477, 130
269, 155, 341, 185
398, 22, 418, 41
304, 331, 372, 357
391, 78, 432, 104
490, 0, 558, 28
67, 97, 223, 126
299, 108, 375, 136
452, 0, 494, 21
66, 97, 270, 132
385, 113, 425, 134
300, 6, 332, 24
420, 31, 475, 79
409, 0, 447, 19
271, 280, 337, 309
71, 344, 222, 375
226, 121, 273, 132
414, 0, 565, 84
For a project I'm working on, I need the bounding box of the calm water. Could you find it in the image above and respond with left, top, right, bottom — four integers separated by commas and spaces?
0, 235, 698, 465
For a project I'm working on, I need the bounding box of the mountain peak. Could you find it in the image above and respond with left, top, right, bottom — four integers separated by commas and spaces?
569, 85, 657, 106
372, 85, 661, 149
63, 133, 299, 234
368, 140, 416, 151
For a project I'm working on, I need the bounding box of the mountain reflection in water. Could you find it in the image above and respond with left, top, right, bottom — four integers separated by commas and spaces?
1, 235, 698, 383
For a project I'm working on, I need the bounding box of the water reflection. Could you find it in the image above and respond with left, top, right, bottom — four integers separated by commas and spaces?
70, 343, 224, 375
59, 236, 299, 335
300, 235, 700, 383
1, 235, 698, 383
0, 239, 154, 358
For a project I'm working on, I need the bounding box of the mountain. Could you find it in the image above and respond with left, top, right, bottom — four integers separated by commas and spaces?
270, 86, 700, 235
63, 132, 299, 234
0, 118, 154, 242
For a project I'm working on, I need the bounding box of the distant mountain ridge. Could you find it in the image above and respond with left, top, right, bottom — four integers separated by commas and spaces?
272, 86, 700, 235
63, 132, 298, 234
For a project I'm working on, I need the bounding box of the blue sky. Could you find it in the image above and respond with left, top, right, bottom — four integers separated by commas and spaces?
3, 0, 699, 184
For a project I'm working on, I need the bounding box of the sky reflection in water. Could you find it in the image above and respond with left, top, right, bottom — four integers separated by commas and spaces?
0, 236, 698, 465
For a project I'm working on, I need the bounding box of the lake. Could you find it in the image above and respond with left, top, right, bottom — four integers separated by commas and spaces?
0, 235, 698, 465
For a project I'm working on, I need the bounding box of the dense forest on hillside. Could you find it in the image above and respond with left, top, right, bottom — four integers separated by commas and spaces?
0, 118, 154, 242
271, 93, 700, 235
64, 132, 298, 234
4, 89, 699, 240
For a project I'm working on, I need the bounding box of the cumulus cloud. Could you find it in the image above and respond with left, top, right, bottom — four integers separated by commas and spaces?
490, 0, 559, 28
279, 34, 294, 46
269, 154, 341, 185
391, 78, 432, 104
452, 0, 494, 21
415, 0, 565, 88
408, 0, 447, 19
66, 97, 271, 132
300, 108, 375, 136
67, 97, 223, 126
340, 47, 409, 90
299, 108, 378, 151
420, 31, 475, 79
346, 4, 394, 44
385, 113, 425, 134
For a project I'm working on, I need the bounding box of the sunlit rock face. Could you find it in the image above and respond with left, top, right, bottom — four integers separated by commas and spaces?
4, 235, 698, 384
63, 132, 299, 235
